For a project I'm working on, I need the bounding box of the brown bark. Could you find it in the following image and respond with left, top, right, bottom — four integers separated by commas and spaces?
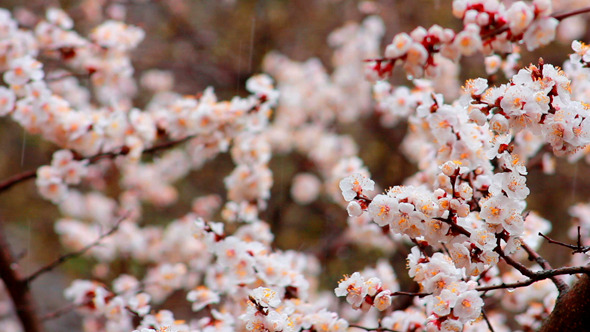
0, 223, 42, 332
540, 273, 590, 332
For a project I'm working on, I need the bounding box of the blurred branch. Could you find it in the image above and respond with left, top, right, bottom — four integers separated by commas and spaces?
481, 309, 496, 332
553, 6, 590, 21
0, 221, 42, 332
0, 135, 195, 195
0, 170, 37, 195
24, 213, 128, 284
39, 302, 78, 321
45, 71, 92, 83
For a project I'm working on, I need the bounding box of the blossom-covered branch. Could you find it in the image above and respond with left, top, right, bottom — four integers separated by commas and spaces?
367, 1, 590, 80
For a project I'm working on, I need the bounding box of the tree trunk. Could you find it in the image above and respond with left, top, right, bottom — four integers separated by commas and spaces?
540, 273, 590, 332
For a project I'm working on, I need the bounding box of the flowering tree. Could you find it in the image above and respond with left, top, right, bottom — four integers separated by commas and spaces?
2, 0, 590, 331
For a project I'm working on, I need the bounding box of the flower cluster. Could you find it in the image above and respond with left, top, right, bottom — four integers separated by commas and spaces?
409, 249, 484, 330
369, 0, 562, 80
65, 279, 151, 330
334, 19, 590, 330
2, 2, 590, 332
335, 272, 395, 311
36, 149, 88, 203
468, 60, 590, 156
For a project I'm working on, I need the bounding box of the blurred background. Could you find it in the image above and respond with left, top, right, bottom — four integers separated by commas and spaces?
1, 0, 590, 331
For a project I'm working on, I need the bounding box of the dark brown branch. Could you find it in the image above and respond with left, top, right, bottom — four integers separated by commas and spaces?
521, 243, 569, 294
24, 214, 127, 284
481, 309, 496, 332
0, 221, 42, 332
477, 279, 536, 292
0, 135, 195, 195
390, 291, 429, 298
0, 170, 36, 194
477, 265, 590, 293
495, 245, 536, 278
349, 324, 399, 332
539, 231, 590, 254
390, 281, 421, 312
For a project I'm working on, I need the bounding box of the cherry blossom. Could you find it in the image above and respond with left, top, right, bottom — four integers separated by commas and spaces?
1, 3, 590, 332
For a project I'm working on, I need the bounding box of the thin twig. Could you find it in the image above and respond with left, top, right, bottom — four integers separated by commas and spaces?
539, 232, 590, 254
24, 213, 128, 284
39, 302, 79, 321
390, 291, 429, 298
349, 324, 399, 332
477, 279, 535, 292
481, 308, 496, 332
390, 281, 421, 312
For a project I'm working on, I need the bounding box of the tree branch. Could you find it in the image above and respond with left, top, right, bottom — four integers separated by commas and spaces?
390, 291, 429, 297
477, 265, 590, 293
39, 302, 78, 321
24, 213, 127, 284
0, 135, 195, 195
349, 324, 399, 332
539, 231, 590, 254
477, 278, 536, 292
0, 221, 42, 332
0, 170, 36, 195
481, 308, 496, 332
495, 245, 536, 278
521, 242, 569, 294
553, 6, 590, 21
